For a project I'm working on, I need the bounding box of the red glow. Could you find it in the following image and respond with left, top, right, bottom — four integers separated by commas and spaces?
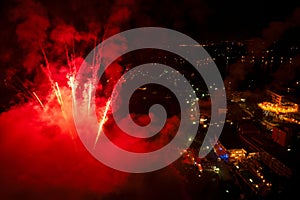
0, 1, 190, 199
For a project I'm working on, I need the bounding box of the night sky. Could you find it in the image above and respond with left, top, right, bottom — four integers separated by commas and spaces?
1, 0, 300, 200
1, 0, 300, 41
0, 0, 299, 110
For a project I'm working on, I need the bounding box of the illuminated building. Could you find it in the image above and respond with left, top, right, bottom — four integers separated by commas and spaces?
258, 89, 300, 129
239, 131, 293, 178
213, 141, 229, 161
227, 149, 247, 162
216, 141, 272, 197
266, 90, 283, 105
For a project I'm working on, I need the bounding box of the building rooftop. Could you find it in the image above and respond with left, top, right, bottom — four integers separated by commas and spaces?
241, 132, 297, 171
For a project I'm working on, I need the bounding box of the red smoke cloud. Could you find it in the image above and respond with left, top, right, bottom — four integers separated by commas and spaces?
0, 103, 129, 199
0, 0, 190, 199
104, 114, 180, 153
0, 94, 186, 199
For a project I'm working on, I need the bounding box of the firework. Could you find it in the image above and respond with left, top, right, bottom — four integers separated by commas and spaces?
32, 91, 45, 109
94, 98, 112, 148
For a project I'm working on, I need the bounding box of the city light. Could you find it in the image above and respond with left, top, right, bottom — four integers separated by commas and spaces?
258, 102, 298, 114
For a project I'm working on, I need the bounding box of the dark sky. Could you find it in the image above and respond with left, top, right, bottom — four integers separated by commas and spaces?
131, 0, 300, 41
1, 0, 300, 42
194, 0, 300, 41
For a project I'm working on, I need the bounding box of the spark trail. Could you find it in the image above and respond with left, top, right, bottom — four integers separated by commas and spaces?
67, 72, 77, 112
94, 98, 112, 148
39, 45, 77, 142
32, 91, 45, 109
